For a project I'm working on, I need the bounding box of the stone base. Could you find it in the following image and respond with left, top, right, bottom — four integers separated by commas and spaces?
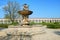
1, 26, 46, 40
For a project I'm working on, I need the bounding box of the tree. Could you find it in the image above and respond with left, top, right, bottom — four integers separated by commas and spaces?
3, 1, 20, 23
4, 14, 10, 19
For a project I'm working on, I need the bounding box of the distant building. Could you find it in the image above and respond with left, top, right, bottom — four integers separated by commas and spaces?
0, 18, 60, 24
0, 19, 20, 24
29, 18, 60, 23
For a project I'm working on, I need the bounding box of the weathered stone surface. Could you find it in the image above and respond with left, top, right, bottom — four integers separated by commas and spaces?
0, 31, 7, 36
0, 26, 45, 40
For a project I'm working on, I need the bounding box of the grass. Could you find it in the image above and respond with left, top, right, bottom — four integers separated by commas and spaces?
0, 21, 19, 28
0, 24, 8, 28
30, 21, 60, 29
41, 22, 60, 29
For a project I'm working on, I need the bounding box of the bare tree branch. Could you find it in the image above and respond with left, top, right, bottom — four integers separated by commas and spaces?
3, 1, 20, 22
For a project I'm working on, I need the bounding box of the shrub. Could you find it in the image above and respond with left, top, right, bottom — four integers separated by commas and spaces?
0, 24, 8, 28
10, 21, 19, 26
47, 22, 60, 29
40, 22, 49, 25
29, 21, 35, 25
41, 22, 46, 25
47, 23, 55, 28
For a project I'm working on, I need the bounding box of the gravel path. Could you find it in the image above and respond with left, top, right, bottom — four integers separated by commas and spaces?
40, 28, 60, 40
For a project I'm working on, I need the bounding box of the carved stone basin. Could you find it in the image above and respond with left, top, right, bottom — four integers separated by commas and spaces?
18, 10, 33, 16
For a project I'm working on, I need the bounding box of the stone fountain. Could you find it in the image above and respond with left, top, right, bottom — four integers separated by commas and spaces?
18, 4, 33, 26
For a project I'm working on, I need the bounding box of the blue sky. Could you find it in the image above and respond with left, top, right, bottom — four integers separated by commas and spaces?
0, 0, 60, 18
